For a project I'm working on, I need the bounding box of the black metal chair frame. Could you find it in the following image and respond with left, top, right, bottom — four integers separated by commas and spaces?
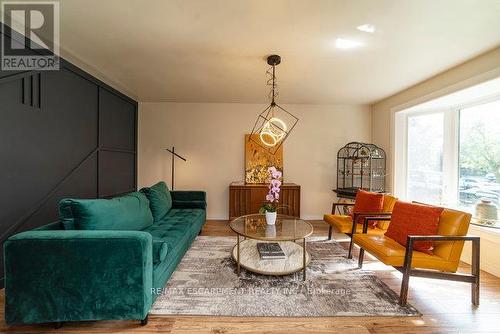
355, 216, 480, 306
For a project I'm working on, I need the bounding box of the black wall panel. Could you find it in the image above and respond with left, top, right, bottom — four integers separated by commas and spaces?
0, 26, 138, 286
99, 151, 136, 197
99, 88, 136, 151
98, 87, 137, 197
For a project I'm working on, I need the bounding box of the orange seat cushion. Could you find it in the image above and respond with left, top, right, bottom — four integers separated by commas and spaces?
323, 214, 385, 235
351, 190, 384, 226
353, 234, 458, 272
385, 201, 443, 254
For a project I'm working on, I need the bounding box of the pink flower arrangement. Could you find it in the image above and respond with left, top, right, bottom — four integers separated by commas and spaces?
260, 166, 283, 213
266, 166, 282, 202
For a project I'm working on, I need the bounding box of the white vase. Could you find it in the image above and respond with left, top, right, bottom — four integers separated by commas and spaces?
475, 199, 498, 220
265, 211, 277, 225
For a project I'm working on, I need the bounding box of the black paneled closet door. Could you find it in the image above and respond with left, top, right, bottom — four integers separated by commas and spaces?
0, 29, 138, 287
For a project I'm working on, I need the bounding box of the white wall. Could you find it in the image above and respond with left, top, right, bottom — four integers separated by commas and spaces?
138, 102, 371, 220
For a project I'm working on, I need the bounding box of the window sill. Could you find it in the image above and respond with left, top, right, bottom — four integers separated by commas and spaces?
468, 224, 500, 241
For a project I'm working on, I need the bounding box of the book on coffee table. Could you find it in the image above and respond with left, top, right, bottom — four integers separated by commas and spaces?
256, 242, 286, 259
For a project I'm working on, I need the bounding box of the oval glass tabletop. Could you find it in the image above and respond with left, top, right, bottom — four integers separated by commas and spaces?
229, 214, 313, 241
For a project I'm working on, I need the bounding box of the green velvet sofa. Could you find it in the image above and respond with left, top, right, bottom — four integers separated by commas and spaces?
4, 182, 206, 326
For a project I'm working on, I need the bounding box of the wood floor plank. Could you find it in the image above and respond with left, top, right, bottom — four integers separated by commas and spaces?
1, 220, 498, 333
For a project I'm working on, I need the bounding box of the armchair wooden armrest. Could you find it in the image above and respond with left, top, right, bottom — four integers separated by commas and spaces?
347, 213, 393, 259
355, 214, 392, 235
406, 235, 479, 242
398, 234, 480, 306
331, 202, 354, 214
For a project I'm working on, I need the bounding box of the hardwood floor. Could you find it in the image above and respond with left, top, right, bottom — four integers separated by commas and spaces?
1, 220, 499, 333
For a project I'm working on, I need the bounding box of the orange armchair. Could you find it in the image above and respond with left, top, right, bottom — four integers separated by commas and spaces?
353, 207, 479, 306
324, 194, 397, 258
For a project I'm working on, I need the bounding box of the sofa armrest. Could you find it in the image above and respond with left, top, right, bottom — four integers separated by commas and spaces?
4, 230, 153, 324
170, 190, 207, 209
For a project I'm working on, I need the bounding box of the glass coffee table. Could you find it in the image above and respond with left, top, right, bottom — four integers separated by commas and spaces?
229, 214, 313, 280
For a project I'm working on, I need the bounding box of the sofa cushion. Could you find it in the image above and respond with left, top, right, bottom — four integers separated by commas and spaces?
142, 219, 191, 266
142, 208, 204, 256
153, 240, 169, 264
385, 201, 443, 254
163, 208, 205, 223
140, 181, 172, 221
59, 192, 153, 231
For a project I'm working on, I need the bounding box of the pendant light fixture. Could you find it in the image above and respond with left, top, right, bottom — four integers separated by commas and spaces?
249, 55, 299, 155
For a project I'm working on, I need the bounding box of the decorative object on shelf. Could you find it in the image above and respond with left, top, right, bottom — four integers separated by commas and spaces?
249, 54, 299, 155
475, 199, 498, 221
165, 146, 187, 190
245, 134, 283, 184
259, 166, 283, 225
257, 242, 284, 258
335, 142, 386, 199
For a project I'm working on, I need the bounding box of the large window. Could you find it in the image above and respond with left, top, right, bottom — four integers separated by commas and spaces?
395, 88, 500, 217
407, 113, 444, 204
459, 100, 500, 211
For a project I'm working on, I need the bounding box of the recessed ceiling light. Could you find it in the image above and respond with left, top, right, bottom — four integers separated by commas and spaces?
335, 38, 362, 49
357, 24, 376, 33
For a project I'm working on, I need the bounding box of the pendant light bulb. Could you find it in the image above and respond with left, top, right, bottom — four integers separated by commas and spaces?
259, 117, 287, 147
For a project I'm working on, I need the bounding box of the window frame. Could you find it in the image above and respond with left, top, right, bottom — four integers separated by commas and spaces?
394, 93, 500, 209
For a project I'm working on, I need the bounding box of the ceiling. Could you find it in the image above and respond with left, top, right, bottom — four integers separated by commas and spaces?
18, 0, 500, 104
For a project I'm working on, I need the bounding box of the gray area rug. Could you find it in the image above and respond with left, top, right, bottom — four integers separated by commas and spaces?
150, 236, 420, 317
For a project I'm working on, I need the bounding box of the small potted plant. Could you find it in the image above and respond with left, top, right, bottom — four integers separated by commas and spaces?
259, 166, 282, 225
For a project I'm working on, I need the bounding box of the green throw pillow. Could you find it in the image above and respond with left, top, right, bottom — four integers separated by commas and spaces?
59, 192, 154, 231
140, 181, 172, 221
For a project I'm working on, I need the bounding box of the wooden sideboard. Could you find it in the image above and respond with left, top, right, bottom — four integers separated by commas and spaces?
229, 182, 300, 220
